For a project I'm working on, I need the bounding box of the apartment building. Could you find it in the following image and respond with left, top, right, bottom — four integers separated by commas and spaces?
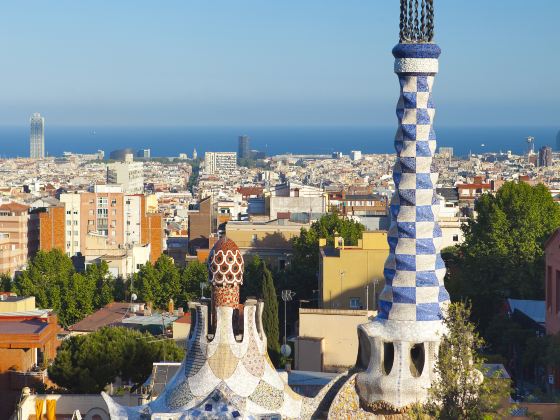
60, 187, 163, 264
0, 203, 34, 276
80, 185, 126, 248
203, 152, 237, 174
266, 181, 327, 220
59, 193, 81, 256
106, 154, 144, 194
319, 231, 389, 310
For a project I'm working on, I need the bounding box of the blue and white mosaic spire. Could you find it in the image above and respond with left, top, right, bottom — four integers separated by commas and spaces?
377, 42, 450, 322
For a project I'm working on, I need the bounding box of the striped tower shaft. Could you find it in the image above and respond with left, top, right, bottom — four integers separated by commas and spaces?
378, 43, 450, 322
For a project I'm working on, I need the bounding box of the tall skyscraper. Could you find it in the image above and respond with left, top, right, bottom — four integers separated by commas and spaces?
238, 135, 250, 159
539, 146, 552, 167
29, 113, 45, 159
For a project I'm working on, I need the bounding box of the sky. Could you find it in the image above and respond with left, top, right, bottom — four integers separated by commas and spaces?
0, 1, 557, 127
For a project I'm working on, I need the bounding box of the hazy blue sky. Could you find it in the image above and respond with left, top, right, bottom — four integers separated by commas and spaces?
0, 1, 557, 127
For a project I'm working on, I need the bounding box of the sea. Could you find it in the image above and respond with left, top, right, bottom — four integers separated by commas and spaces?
0, 125, 557, 159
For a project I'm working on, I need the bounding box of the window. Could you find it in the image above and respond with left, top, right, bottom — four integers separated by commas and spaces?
73, 241, 78, 246
74, 230, 78, 236
97, 197, 108, 207
252, 234, 258, 243
67, 230, 71, 236
73, 220, 78, 225
89, 210, 94, 216
452, 234, 459, 242
349, 298, 361, 309
66, 242, 71, 248
111, 199, 117, 206
88, 220, 95, 226
112, 209, 117, 216
66, 220, 71, 226
73, 211, 78, 215
66, 210, 71, 215
97, 208, 108, 216
111, 230, 116, 237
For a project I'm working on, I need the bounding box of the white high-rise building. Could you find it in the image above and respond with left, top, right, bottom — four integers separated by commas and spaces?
59, 193, 81, 256
29, 113, 45, 159
204, 152, 237, 174
350, 150, 362, 161
107, 154, 144, 194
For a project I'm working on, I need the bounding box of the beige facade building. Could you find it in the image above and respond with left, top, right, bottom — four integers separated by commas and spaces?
225, 219, 305, 269
319, 231, 389, 310
60, 187, 163, 263
295, 308, 374, 372
106, 154, 144, 194
0, 203, 34, 275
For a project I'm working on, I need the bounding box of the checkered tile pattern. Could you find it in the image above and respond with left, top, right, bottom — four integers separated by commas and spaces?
378, 67, 450, 322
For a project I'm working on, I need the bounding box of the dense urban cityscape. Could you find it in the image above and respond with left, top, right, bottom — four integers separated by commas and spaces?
0, 1, 558, 419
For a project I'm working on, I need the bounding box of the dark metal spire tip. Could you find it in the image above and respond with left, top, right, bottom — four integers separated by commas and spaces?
399, 0, 434, 43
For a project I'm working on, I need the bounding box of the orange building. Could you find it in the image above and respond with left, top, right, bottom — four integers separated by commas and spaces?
143, 212, 163, 264
60, 187, 164, 263
0, 296, 60, 414
37, 205, 66, 253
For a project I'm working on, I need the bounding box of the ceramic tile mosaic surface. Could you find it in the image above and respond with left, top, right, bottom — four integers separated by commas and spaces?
378, 42, 450, 322
102, 237, 322, 419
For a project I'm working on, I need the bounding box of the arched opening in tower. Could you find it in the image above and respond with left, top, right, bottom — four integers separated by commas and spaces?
409, 343, 425, 377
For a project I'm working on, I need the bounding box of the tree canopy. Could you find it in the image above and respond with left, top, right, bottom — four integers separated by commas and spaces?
242, 256, 281, 365
450, 182, 560, 330
48, 326, 184, 393
421, 302, 511, 419
284, 212, 365, 299
12, 250, 116, 326
133, 257, 208, 310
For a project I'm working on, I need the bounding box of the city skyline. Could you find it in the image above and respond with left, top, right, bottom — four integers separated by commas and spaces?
0, 1, 557, 127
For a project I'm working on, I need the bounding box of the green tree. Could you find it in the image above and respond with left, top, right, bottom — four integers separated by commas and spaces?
85, 261, 114, 308
14, 249, 75, 316
178, 260, 208, 306
261, 261, 281, 365
113, 276, 128, 302
455, 182, 560, 330
12, 249, 92, 326
62, 273, 95, 326
423, 302, 511, 419
285, 213, 365, 299
134, 261, 161, 307
241, 255, 264, 301
0, 273, 11, 292
48, 326, 184, 393
154, 255, 181, 308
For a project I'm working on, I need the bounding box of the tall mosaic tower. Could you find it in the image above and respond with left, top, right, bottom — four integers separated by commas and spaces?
354, 0, 451, 412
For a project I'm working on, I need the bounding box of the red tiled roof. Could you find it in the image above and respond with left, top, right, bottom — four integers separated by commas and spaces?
68, 302, 133, 332
0, 202, 29, 213
457, 184, 491, 189
237, 187, 263, 197
0, 319, 48, 335
174, 313, 191, 324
